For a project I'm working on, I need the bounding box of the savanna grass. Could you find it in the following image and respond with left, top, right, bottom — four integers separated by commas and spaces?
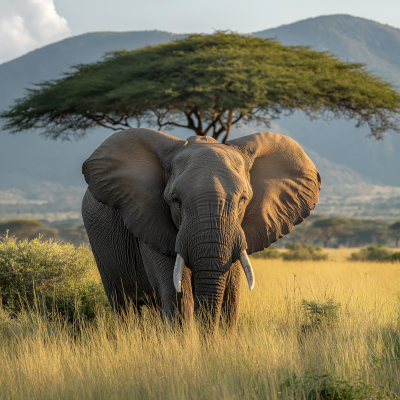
1, 257, 400, 399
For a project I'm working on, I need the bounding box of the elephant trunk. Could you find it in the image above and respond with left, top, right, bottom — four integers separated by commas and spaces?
175, 214, 247, 322
191, 263, 229, 322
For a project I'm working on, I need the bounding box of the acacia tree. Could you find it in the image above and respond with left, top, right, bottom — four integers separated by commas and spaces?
2, 32, 400, 142
312, 217, 352, 248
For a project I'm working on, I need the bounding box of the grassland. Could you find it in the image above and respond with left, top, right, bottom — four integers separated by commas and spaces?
1, 255, 400, 399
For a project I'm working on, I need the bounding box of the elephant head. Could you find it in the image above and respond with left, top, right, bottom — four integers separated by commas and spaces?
82, 128, 320, 319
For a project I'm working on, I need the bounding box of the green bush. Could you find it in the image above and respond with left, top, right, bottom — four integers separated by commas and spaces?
350, 245, 399, 262
388, 252, 400, 262
281, 368, 396, 399
0, 233, 108, 321
282, 243, 328, 261
301, 298, 341, 332
251, 244, 282, 259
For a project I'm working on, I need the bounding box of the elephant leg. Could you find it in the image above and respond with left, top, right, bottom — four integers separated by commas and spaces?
82, 189, 155, 315
221, 260, 242, 328
138, 241, 194, 321
90, 247, 128, 313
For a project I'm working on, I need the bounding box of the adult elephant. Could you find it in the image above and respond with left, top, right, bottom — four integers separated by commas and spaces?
82, 128, 320, 325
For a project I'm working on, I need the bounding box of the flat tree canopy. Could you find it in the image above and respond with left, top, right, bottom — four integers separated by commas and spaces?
2, 32, 400, 142
312, 217, 352, 247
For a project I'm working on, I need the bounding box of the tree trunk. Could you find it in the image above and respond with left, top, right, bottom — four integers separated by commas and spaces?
222, 110, 235, 143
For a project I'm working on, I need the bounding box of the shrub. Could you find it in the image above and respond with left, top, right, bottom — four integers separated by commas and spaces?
280, 369, 396, 399
350, 245, 398, 262
301, 298, 341, 332
250, 244, 282, 259
388, 252, 400, 262
282, 243, 328, 261
0, 233, 108, 321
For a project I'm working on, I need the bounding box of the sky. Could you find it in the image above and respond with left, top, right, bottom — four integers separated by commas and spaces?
1, 0, 400, 64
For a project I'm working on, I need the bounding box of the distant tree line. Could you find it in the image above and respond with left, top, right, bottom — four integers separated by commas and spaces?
276, 216, 400, 248
1, 216, 399, 249
0, 219, 88, 246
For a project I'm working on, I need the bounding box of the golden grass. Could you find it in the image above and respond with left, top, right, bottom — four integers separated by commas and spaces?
322, 247, 362, 262
1, 254, 400, 399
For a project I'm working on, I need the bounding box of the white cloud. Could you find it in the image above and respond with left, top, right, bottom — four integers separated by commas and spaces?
0, 0, 71, 64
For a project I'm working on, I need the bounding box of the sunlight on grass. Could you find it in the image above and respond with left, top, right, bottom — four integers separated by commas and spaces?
1, 256, 400, 399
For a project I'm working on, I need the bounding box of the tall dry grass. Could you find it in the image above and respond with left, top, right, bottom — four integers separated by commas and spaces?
1, 257, 400, 399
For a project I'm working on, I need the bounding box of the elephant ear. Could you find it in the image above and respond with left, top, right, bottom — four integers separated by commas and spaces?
227, 132, 321, 254
82, 128, 186, 256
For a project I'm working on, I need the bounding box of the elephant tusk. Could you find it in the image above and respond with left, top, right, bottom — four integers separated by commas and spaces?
240, 251, 255, 290
173, 253, 185, 292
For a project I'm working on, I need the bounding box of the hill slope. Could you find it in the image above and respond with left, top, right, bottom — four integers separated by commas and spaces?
255, 14, 400, 84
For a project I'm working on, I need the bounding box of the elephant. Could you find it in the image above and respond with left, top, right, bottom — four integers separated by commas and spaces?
81, 128, 320, 326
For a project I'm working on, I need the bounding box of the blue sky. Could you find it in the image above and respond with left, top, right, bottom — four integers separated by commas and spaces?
1, 0, 400, 64
54, 0, 400, 35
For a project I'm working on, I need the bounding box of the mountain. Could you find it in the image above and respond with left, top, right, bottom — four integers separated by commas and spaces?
255, 14, 400, 84
303, 147, 400, 220
1, 15, 400, 221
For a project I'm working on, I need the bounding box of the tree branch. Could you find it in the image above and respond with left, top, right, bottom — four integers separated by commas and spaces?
193, 108, 204, 134
153, 109, 202, 132
203, 113, 222, 136
213, 124, 226, 140
185, 110, 203, 135
89, 116, 123, 131
161, 121, 195, 130
222, 109, 235, 143
232, 112, 244, 126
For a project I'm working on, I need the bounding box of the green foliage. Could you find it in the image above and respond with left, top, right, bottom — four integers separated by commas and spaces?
251, 244, 281, 259
280, 369, 397, 399
282, 243, 328, 261
2, 32, 400, 141
282, 215, 398, 248
350, 245, 399, 262
312, 217, 352, 247
301, 298, 341, 331
0, 234, 108, 321
388, 252, 400, 261
312, 217, 351, 229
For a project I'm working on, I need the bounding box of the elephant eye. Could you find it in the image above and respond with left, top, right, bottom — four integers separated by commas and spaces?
172, 195, 182, 209
239, 195, 248, 204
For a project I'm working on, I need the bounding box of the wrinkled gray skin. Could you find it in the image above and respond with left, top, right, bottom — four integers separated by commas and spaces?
82, 129, 320, 326
83, 189, 242, 323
